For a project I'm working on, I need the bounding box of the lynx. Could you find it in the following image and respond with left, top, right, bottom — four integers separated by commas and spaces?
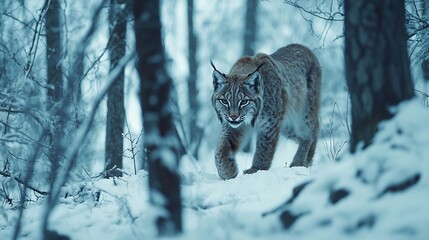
211, 44, 321, 180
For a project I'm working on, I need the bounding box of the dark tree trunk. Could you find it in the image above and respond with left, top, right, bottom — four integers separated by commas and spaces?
134, 0, 182, 235
72, 53, 85, 125
45, 0, 63, 106
186, 0, 202, 158
45, 0, 64, 181
241, 0, 259, 153
344, 0, 414, 152
243, 0, 258, 56
105, 0, 127, 178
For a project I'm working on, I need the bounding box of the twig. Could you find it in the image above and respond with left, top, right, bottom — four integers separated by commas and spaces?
415, 88, 429, 106
123, 118, 143, 175
321, 101, 349, 162
283, 0, 344, 21
24, 0, 50, 79
0, 170, 48, 195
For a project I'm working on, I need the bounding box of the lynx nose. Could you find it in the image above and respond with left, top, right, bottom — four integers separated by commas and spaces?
230, 115, 239, 121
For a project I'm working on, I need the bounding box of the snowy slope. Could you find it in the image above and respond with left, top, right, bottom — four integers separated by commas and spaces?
268, 98, 429, 240
1, 98, 428, 240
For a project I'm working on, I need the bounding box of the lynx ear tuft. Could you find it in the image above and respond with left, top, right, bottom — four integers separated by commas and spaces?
211, 60, 226, 91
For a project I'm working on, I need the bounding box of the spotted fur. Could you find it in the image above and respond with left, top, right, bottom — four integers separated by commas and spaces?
211, 44, 321, 180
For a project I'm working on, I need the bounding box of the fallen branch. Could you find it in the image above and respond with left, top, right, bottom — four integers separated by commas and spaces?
0, 170, 48, 195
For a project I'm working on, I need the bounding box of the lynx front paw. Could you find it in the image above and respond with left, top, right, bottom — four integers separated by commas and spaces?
243, 168, 259, 174
219, 168, 238, 180
216, 157, 239, 180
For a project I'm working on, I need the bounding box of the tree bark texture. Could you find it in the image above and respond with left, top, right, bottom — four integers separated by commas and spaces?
186, 0, 202, 158
45, 0, 64, 181
241, 0, 259, 153
344, 0, 414, 152
45, 0, 63, 105
105, 0, 127, 178
134, 0, 182, 235
243, 0, 258, 56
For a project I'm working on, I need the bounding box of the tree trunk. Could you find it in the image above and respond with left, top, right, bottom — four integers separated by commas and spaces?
45, 0, 64, 181
134, 0, 182, 235
186, 0, 202, 159
72, 53, 85, 125
45, 0, 63, 106
344, 0, 414, 152
105, 0, 127, 178
241, 0, 259, 153
243, 0, 258, 56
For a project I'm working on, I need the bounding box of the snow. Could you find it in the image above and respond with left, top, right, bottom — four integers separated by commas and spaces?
268, 99, 429, 239
1, 99, 428, 240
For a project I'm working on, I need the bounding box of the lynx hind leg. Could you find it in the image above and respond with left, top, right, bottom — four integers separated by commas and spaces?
289, 125, 318, 167
290, 61, 320, 168
289, 138, 313, 167
305, 140, 317, 166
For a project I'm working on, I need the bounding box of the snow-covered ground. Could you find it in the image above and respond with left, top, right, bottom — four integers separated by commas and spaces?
1, 98, 428, 239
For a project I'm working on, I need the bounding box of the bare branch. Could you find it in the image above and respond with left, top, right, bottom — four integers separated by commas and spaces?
1, 12, 36, 31
0, 170, 48, 195
283, 0, 344, 21
24, 0, 50, 79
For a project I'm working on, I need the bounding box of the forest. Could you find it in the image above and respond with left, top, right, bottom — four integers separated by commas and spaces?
1, 0, 429, 239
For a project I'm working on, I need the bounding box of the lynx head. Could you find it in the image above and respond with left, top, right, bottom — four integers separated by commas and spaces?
210, 61, 264, 128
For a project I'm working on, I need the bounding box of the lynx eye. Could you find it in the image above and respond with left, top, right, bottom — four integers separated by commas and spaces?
219, 99, 229, 106
240, 100, 250, 107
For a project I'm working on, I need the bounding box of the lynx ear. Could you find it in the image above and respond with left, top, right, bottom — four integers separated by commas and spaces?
246, 63, 265, 93
211, 60, 226, 91
245, 71, 261, 94
212, 70, 226, 91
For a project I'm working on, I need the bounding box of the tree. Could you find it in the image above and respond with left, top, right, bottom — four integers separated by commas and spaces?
134, 0, 182, 235
45, 0, 64, 182
241, 0, 259, 153
243, 0, 258, 57
186, 0, 203, 159
105, 0, 127, 178
45, 0, 63, 106
344, 0, 414, 152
